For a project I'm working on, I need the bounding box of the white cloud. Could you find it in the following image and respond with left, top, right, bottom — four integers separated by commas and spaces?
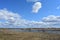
0, 8, 27, 28
42, 15, 60, 22
0, 8, 60, 28
26, 0, 42, 13
42, 15, 60, 28
0, 8, 41, 28
0, 8, 46, 28
32, 2, 42, 13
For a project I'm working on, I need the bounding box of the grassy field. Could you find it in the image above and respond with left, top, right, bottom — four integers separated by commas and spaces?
0, 30, 60, 40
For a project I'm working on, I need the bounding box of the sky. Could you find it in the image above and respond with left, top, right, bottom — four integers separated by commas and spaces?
0, 0, 60, 28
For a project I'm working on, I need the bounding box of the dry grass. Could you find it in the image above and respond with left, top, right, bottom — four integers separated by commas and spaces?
0, 31, 60, 40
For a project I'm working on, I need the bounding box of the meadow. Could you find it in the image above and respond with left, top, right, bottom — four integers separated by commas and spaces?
0, 28, 60, 40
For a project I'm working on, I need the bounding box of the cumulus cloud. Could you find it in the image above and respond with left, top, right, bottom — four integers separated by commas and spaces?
0, 8, 42, 28
0, 8, 60, 28
42, 15, 60, 22
26, 0, 42, 13
0, 8, 28, 28
42, 15, 60, 28
32, 2, 42, 13
0, 8, 46, 28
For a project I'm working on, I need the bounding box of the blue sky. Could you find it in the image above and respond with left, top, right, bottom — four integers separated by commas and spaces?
0, 0, 60, 28
0, 0, 60, 21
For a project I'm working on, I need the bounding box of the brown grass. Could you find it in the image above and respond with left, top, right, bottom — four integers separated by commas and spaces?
0, 31, 60, 40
